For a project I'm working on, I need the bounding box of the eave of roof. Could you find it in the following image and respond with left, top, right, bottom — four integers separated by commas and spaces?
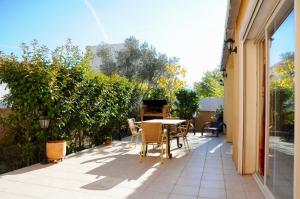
220, 0, 241, 70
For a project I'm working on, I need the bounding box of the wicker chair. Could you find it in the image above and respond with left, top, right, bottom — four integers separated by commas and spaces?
176, 120, 191, 152
128, 118, 141, 148
140, 122, 168, 163
201, 121, 224, 137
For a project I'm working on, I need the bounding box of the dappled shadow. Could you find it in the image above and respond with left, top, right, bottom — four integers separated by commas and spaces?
79, 135, 213, 195
80, 151, 164, 190
67, 141, 131, 159
0, 134, 228, 199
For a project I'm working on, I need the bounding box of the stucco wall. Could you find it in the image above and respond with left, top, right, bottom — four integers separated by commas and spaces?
243, 39, 258, 174
223, 0, 250, 171
224, 55, 234, 143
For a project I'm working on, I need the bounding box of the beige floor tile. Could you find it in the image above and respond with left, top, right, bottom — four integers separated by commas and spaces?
172, 184, 199, 196
138, 191, 169, 199
198, 187, 226, 198
105, 186, 143, 199
223, 168, 236, 174
224, 174, 242, 182
0, 192, 37, 199
177, 176, 201, 187
154, 174, 179, 183
204, 163, 222, 169
0, 135, 266, 199
200, 179, 224, 189
146, 182, 175, 194
225, 180, 244, 191
202, 174, 224, 181
203, 168, 223, 175
198, 197, 226, 199
183, 170, 203, 178
245, 191, 265, 199
226, 190, 247, 199
45, 190, 112, 199
169, 194, 197, 199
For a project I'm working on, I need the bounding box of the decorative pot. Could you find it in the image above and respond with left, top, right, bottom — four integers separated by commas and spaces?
104, 139, 112, 145
46, 140, 66, 162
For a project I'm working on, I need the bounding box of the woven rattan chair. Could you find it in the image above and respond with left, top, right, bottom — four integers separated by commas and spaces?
140, 122, 168, 163
177, 120, 191, 152
128, 118, 141, 148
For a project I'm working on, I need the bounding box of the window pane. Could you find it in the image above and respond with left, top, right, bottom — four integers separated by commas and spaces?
267, 10, 295, 199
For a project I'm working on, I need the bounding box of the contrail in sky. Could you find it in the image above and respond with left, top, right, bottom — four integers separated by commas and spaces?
83, 0, 110, 43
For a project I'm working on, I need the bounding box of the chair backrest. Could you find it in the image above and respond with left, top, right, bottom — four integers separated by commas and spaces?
212, 121, 223, 130
141, 122, 162, 143
128, 118, 138, 136
181, 120, 192, 136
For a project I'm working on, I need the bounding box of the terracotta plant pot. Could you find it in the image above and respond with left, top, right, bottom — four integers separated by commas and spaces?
46, 140, 66, 162
104, 139, 112, 145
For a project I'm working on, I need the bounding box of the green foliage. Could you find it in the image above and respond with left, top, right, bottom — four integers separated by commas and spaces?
0, 39, 143, 166
212, 106, 224, 122
96, 44, 118, 75
270, 52, 294, 129
155, 64, 186, 105
19, 142, 36, 166
97, 36, 177, 86
174, 89, 199, 119
143, 86, 167, 100
194, 69, 224, 98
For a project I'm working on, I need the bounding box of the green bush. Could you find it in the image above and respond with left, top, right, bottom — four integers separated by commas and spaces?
174, 89, 199, 119
143, 86, 167, 100
0, 40, 143, 166
212, 106, 224, 122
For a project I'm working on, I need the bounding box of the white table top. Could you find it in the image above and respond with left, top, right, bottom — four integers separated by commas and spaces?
139, 119, 186, 125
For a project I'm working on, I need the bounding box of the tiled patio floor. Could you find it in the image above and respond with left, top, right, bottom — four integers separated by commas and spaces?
0, 134, 265, 199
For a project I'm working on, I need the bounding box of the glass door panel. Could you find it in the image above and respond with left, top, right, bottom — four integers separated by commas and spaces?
267, 10, 295, 199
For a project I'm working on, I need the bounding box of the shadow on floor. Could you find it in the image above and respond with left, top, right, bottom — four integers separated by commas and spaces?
79, 135, 213, 194
0, 163, 54, 176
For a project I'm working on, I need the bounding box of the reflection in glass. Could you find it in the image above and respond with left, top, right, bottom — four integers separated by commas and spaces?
267, 11, 294, 199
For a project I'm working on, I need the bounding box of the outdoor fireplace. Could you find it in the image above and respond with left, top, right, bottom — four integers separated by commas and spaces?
140, 100, 170, 121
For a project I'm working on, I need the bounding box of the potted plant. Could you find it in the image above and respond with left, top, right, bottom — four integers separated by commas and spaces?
104, 135, 112, 145
46, 140, 66, 162
40, 116, 68, 163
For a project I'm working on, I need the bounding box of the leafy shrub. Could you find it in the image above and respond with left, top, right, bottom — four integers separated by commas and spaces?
143, 86, 167, 100
213, 106, 224, 122
0, 40, 143, 168
174, 89, 199, 119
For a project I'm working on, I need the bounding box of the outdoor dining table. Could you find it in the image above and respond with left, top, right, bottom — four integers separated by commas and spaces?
136, 119, 186, 158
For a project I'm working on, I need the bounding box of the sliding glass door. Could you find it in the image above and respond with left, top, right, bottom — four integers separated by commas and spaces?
267, 10, 295, 199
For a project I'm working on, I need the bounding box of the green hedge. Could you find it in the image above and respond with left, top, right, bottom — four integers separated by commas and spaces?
0, 40, 143, 167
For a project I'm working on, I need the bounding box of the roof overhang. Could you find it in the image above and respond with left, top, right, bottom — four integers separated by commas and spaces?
220, 0, 241, 70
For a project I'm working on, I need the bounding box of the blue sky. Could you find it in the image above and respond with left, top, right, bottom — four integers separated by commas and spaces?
270, 10, 295, 66
0, 0, 228, 87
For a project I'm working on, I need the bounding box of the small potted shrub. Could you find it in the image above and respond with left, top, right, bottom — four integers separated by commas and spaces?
41, 117, 68, 163
104, 135, 112, 145
46, 139, 66, 162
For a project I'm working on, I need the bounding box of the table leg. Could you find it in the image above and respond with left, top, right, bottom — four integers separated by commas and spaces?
145, 145, 148, 156
166, 128, 172, 159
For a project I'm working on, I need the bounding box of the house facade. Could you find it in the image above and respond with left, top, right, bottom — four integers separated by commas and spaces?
221, 0, 299, 198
